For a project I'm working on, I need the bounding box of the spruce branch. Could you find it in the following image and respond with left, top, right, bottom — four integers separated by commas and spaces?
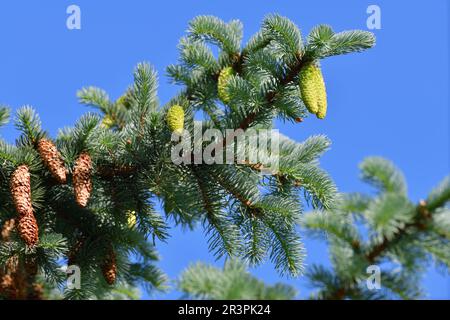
0, 15, 377, 298
303, 159, 450, 300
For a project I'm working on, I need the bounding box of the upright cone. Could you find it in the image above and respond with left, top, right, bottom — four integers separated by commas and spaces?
166, 105, 184, 135
37, 138, 67, 184
73, 152, 93, 207
102, 249, 117, 285
10, 165, 33, 217
217, 67, 234, 104
299, 64, 327, 119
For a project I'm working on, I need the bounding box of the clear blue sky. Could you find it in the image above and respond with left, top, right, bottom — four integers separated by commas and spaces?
0, 0, 448, 299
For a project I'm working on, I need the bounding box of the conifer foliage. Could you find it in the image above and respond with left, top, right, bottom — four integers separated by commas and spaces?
303, 157, 450, 299
178, 260, 297, 300
0, 15, 375, 299
176, 158, 449, 300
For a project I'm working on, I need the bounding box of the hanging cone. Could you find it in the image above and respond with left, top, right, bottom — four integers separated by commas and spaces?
166, 105, 184, 135
299, 63, 327, 119
73, 152, 93, 207
37, 138, 67, 184
102, 249, 117, 285
17, 212, 39, 247
1, 219, 16, 241
10, 165, 33, 217
116, 93, 132, 109
28, 283, 44, 300
0, 274, 16, 298
217, 67, 234, 104
67, 237, 84, 266
0, 231, 33, 299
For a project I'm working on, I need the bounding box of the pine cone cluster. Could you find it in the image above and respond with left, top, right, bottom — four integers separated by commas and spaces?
73, 152, 93, 207
166, 105, 184, 135
37, 138, 67, 184
299, 63, 327, 119
10, 165, 39, 246
102, 249, 117, 285
217, 66, 234, 104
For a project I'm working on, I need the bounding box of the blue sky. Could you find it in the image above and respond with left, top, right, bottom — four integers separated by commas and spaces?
0, 0, 448, 299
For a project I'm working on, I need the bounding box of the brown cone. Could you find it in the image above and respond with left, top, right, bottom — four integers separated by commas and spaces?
0, 274, 16, 298
10, 165, 33, 217
28, 283, 44, 300
0, 256, 26, 299
1, 219, 16, 241
37, 138, 67, 184
0, 224, 38, 299
102, 249, 117, 285
17, 212, 39, 247
67, 237, 84, 266
73, 152, 93, 207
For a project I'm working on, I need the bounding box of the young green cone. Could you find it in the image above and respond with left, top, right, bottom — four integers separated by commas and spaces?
166, 105, 184, 134
217, 67, 234, 104
299, 64, 327, 119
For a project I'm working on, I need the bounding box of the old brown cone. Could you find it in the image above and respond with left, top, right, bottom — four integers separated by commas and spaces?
37, 138, 67, 184
67, 237, 85, 266
10, 165, 33, 217
102, 249, 117, 285
0, 221, 28, 299
10, 165, 39, 246
73, 152, 93, 207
